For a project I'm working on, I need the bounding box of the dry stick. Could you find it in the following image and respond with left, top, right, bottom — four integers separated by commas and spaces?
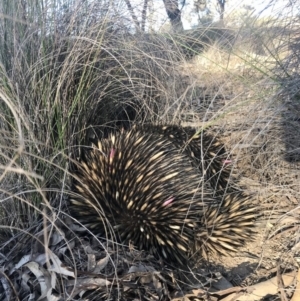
277, 264, 289, 301
290, 269, 300, 301
222, 271, 296, 301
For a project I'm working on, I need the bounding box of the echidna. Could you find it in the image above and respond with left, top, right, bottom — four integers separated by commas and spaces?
70, 125, 256, 264
137, 124, 233, 192
196, 192, 256, 258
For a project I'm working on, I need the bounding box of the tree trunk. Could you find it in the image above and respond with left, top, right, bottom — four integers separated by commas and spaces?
217, 0, 225, 20
162, 0, 184, 32
141, 0, 149, 32
124, 0, 140, 31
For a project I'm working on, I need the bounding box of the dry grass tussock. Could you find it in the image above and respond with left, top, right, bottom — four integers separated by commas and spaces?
0, 1, 300, 300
